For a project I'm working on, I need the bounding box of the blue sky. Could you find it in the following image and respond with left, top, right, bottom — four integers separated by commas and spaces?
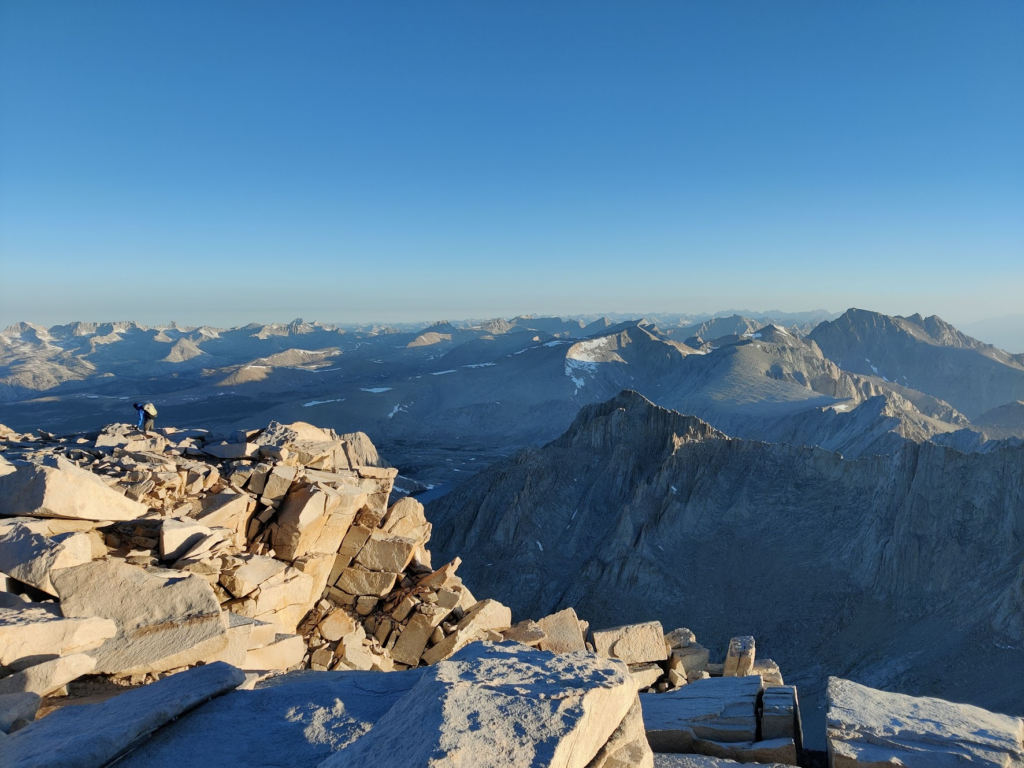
1, 1, 1022, 328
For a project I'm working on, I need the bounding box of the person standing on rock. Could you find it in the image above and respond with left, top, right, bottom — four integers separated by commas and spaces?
133, 402, 158, 433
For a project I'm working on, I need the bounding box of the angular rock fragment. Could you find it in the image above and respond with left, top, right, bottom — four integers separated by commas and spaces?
390, 604, 449, 666
456, 598, 512, 634
319, 608, 357, 642
203, 442, 259, 460
220, 554, 287, 598
159, 518, 211, 561
0, 600, 116, 670
420, 625, 484, 665
245, 565, 315, 634
0, 653, 96, 697
664, 627, 696, 649
335, 567, 397, 597
501, 619, 546, 647
592, 620, 668, 665
0, 459, 146, 521
260, 465, 297, 508
668, 643, 710, 681
0, 523, 93, 595
761, 685, 800, 745
629, 662, 663, 690
273, 482, 354, 561
751, 659, 783, 686
240, 633, 306, 671
722, 636, 755, 677
536, 607, 587, 654
354, 531, 419, 573
195, 490, 254, 532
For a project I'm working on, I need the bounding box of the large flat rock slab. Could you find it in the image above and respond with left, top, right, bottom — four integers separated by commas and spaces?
319, 642, 639, 768
826, 676, 1024, 767
52, 559, 228, 674
122, 643, 643, 768
0, 459, 146, 521
654, 755, 791, 767
119, 668, 427, 767
642, 676, 763, 751
1, 661, 245, 768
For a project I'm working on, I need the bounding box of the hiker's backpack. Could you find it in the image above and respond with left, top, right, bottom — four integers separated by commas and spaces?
142, 402, 158, 417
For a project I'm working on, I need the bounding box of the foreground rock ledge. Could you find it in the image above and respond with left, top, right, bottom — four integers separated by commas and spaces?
1, 661, 245, 768
120, 642, 651, 768
826, 676, 1024, 767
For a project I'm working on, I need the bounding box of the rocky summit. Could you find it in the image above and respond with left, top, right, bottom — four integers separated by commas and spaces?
0, 417, 1022, 767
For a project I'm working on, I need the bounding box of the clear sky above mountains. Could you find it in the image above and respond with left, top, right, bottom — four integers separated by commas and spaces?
1, 1, 1021, 328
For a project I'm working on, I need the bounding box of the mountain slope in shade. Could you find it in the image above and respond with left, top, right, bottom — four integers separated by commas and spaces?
427, 391, 1024, 743
808, 309, 1024, 418
972, 401, 1024, 439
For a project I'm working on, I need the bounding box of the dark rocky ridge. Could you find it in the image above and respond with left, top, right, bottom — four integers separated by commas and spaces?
428, 390, 1024, 745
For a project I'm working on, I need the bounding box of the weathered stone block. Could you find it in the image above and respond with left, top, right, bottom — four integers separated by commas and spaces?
537, 607, 587, 654
592, 620, 668, 665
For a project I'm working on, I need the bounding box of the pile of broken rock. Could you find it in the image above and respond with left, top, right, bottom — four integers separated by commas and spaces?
2, 420, 1023, 768
0, 420, 548, 686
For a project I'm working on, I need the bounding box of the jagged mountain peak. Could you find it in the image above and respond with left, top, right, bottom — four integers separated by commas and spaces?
553, 390, 727, 453
809, 308, 1024, 418
818, 308, 985, 350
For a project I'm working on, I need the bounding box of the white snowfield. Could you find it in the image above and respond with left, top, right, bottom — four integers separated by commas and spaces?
566, 336, 615, 363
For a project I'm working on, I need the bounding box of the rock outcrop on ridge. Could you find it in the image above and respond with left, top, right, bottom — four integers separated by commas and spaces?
428, 391, 1024, 735
0, 419, 526, 681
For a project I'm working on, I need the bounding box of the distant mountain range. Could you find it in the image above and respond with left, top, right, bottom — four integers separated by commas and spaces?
2, 309, 1023, 487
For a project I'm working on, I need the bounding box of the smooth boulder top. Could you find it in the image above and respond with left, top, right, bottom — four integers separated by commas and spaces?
642, 675, 763, 739
123, 643, 635, 768
319, 642, 635, 768
1, 661, 245, 768
120, 668, 427, 768
826, 677, 1024, 768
